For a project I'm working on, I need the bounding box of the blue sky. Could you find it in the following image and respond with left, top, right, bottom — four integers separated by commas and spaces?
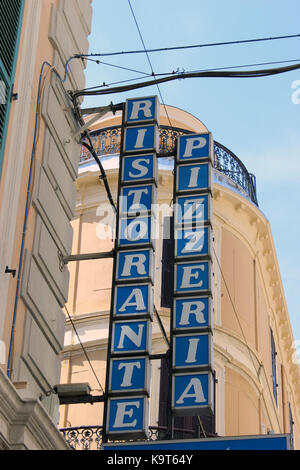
81, 0, 300, 342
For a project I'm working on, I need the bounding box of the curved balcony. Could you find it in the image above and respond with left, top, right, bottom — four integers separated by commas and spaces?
80, 125, 258, 206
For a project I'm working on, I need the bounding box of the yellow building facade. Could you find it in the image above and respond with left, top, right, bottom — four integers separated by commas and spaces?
0, 0, 92, 450
59, 105, 300, 449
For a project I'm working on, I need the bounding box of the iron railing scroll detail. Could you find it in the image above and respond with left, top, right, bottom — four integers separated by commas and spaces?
80, 125, 258, 206
60, 425, 202, 450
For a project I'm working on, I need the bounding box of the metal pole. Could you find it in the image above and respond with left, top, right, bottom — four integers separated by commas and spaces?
62, 250, 114, 264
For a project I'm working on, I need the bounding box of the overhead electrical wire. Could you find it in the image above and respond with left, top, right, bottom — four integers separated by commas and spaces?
71, 61, 300, 99
77, 33, 300, 58
127, 0, 173, 127
212, 247, 262, 382
81, 133, 117, 214
64, 305, 105, 394
62, 29, 300, 85
86, 57, 151, 76
7, 61, 74, 378
79, 58, 300, 93
81, 74, 151, 93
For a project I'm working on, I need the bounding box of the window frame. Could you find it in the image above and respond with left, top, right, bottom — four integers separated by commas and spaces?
0, 0, 25, 178
270, 328, 278, 405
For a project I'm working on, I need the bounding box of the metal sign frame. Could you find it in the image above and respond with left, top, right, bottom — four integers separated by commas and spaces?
171, 132, 215, 421
103, 96, 160, 442
102, 433, 291, 450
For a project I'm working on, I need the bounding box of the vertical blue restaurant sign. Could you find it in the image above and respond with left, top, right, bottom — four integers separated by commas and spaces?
106, 96, 159, 439
172, 131, 214, 417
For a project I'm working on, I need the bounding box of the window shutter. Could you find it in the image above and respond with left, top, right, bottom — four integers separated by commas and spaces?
161, 216, 174, 308
0, 0, 24, 176
158, 355, 170, 428
270, 328, 278, 405
289, 403, 294, 449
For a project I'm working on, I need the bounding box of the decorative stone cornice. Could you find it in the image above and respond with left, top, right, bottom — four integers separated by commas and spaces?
212, 182, 300, 420
0, 369, 69, 450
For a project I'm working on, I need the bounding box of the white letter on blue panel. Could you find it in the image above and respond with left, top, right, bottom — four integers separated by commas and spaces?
175, 261, 211, 294
124, 125, 158, 153
114, 283, 152, 319
175, 261, 211, 293
107, 396, 149, 438
109, 357, 150, 395
177, 133, 213, 163
173, 333, 212, 370
118, 216, 153, 248
125, 96, 159, 124
175, 194, 210, 226
111, 320, 151, 355
173, 297, 212, 331
116, 249, 153, 282
176, 163, 211, 193
120, 184, 155, 215
175, 227, 210, 259
118, 216, 151, 247
122, 154, 157, 184
172, 372, 214, 416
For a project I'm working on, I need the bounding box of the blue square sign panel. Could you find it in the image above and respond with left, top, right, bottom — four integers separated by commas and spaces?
116, 249, 154, 282
124, 125, 158, 153
111, 320, 151, 355
175, 226, 210, 259
173, 296, 212, 332
121, 154, 157, 184
109, 356, 150, 395
173, 333, 212, 370
103, 434, 291, 451
172, 371, 214, 416
177, 133, 212, 163
125, 96, 159, 124
120, 184, 155, 215
176, 162, 211, 193
175, 194, 211, 226
114, 283, 153, 319
107, 396, 149, 439
118, 216, 152, 247
175, 260, 211, 294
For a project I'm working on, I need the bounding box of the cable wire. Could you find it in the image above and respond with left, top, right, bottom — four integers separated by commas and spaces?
85, 33, 300, 57
127, 0, 173, 127
7, 61, 71, 378
73, 61, 300, 99
80, 74, 151, 92
64, 305, 105, 394
79, 58, 300, 92
212, 246, 261, 380
81, 134, 117, 214
88, 57, 152, 76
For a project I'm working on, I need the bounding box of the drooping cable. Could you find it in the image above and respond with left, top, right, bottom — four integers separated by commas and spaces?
85, 56, 152, 77
72, 61, 300, 99
84, 32, 300, 58
79, 58, 300, 92
81, 134, 117, 214
7, 61, 74, 378
64, 305, 105, 394
127, 0, 173, 127
212, 246, 262, 381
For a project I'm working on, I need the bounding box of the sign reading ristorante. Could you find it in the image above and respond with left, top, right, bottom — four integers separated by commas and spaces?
105, 96, 159, 440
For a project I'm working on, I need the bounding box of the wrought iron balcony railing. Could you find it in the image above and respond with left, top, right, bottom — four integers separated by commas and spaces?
80, 125, 258, 206
60, 424, 205, 450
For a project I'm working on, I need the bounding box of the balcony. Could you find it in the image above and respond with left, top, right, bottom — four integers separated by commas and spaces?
60, 424, 208, 450
80, 125, 258, 206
